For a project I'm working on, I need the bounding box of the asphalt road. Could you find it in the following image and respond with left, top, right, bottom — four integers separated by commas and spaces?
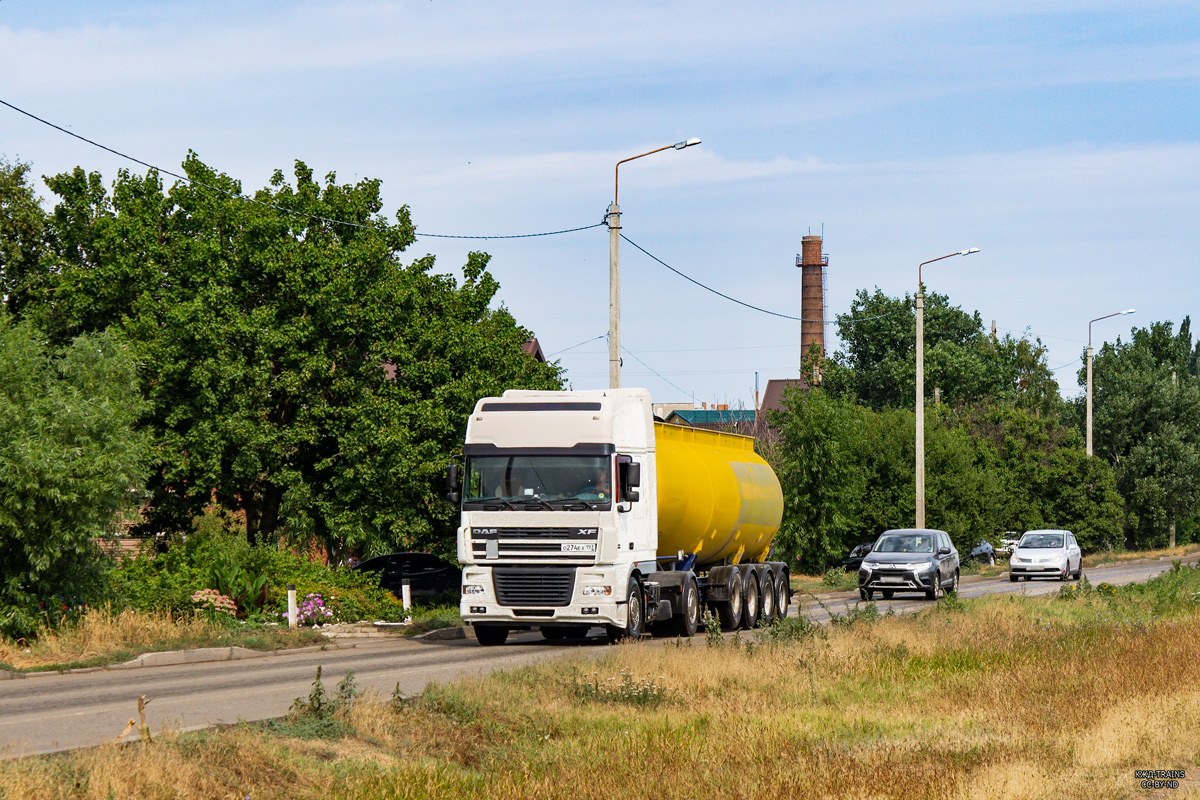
1, 555, 1194, 758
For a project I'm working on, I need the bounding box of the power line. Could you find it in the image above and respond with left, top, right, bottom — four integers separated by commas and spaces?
620, 343, 693, 398
419, 222, 604, 239
620, 233, 905, 325
546, 333, 607, 358
0, 98, 601, 241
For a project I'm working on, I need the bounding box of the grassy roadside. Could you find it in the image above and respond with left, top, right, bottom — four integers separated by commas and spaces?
1083, 542, 1200, 568
5, 564, 1200, 799
0, 608, 328, 672
0, 604, 463, 673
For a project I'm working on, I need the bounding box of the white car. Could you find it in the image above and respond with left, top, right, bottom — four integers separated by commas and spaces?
1008, 529, 1082, 582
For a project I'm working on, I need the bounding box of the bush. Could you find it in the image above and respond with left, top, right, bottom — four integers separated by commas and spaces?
111, 515, 410, 624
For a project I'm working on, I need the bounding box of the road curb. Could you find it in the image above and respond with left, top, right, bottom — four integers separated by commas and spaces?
0, 642, 363, 679
412, 626, 466, 641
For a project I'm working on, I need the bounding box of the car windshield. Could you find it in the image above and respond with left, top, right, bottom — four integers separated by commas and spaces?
463, 454, 612, 508
1019, 533, 1063, 549
874, 534, 934, 554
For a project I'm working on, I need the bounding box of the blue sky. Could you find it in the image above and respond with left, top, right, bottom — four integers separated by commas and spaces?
2, 1, 1197, 407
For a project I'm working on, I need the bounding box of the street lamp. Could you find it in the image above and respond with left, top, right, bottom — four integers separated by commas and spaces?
915, 247, 979, 529
1086, 308, 1135, 457
607, 138, 701, 388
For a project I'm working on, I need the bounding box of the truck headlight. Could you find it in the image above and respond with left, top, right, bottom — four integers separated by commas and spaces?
462, 584, 485, 595
582, 586, 611, 596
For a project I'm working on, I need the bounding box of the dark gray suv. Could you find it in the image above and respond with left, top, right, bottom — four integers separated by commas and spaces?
858, 528, 960, 600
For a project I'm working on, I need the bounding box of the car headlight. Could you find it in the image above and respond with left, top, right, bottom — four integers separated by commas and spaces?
462, 584, 485, 595
582, 585, 612, 596
914, 561, 937, 573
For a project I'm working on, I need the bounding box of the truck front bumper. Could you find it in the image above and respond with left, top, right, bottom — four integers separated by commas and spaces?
460, 564, 630, 628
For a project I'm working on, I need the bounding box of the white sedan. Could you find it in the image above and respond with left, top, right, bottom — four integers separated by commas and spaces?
1008, 529, 1082, 582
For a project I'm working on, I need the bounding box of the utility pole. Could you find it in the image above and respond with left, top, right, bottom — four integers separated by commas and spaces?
915, 248, 979, 529
608, 138, 701, 389
607, 201, 621, 388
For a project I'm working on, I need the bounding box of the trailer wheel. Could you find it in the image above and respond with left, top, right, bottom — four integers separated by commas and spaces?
474, 625, 509, 646
606, 577, 644, 643
716, 570, 743, 631
774, 572, 790, 619
759, 570, 776, 625
742, 570, 760, 629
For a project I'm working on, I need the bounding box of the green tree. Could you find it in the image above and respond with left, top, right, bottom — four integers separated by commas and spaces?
11, 155, 562, 557
955, 404, 1123, 550
1085, 319, 1200, 547
767, 387, 869, 571
768, 388, 1010, 569
825, 287, 1060, 414
0, 312, 150, 639
0, 158, 48, 316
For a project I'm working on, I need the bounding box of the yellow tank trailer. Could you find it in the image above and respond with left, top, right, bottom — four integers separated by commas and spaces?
655, 421, 783, 568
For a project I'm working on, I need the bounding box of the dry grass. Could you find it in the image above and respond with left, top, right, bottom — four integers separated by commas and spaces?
0, 607, 323, 671
1083, 542, 1200, 568
4, 581, 1200, 799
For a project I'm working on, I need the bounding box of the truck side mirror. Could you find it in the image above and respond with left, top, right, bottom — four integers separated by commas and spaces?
618, 461, 640, 503
445, 463, 461, 504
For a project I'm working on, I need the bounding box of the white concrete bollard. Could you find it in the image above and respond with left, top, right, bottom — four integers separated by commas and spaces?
287, 583, 297, 629
401, 579, 412, 622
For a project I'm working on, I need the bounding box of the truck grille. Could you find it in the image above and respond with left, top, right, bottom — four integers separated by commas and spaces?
471, 527, 598, 564
493, 566, 576, 607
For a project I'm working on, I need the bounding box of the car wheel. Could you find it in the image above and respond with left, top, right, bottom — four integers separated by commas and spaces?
606, 577, 644, 643
1075, 560, 1083, 580
1008, 572, 1017, 583
926, 576, 942, 600
881, 589, 894, 599
859, 588, 873, 601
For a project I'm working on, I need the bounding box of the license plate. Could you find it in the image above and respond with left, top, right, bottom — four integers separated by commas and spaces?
561, 542, 597, 553
879, 576, 903, 584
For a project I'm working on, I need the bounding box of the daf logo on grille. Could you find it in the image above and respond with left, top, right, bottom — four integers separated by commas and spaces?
476, 528, 497, 536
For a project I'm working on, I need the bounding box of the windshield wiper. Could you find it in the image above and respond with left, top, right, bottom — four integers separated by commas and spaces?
519, 498, 553, 510
558, 499, 597, 510
474, 497, 516, 510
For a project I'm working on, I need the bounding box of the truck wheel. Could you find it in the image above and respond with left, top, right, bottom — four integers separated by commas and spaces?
606, 577, 644, 643
716, 571, 743, 631
774, 572, 790, 619
742, 571, 760, 629
667, 575, 700, 638
474, 625, 509, 646
759, 570, 776, 625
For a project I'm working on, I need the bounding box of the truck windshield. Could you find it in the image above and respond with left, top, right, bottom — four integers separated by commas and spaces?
463, 455, 612, 509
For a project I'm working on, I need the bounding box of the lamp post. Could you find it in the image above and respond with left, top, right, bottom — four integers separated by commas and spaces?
915, 247, 979, 528
607, 138, 701, 388
1086, 308, 1135, 457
